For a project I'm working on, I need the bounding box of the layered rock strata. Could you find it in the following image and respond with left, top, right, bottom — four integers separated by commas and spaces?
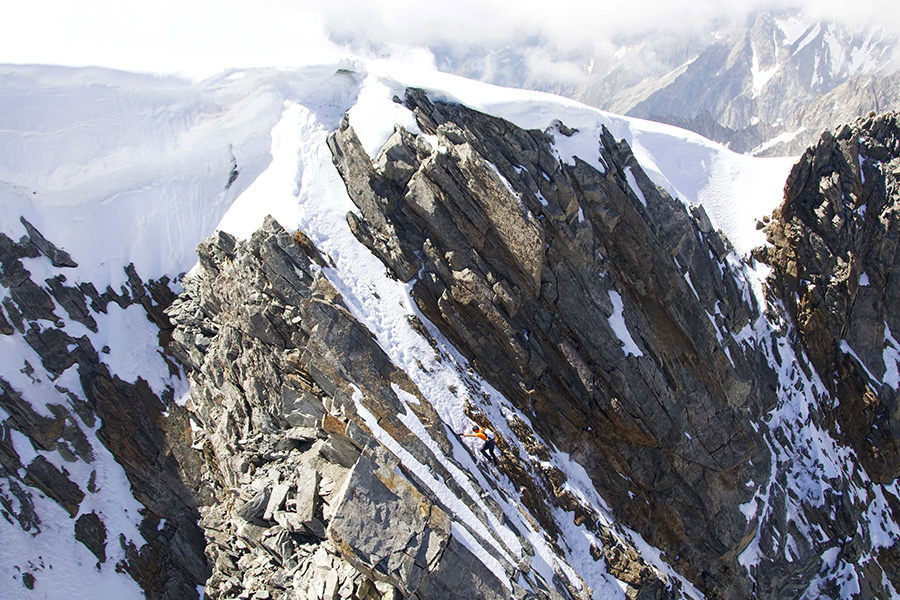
327, 90, 900, 598
328, 89, 781, 598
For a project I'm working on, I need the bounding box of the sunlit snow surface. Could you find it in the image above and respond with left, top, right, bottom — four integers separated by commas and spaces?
352, 60, 796, 256
4, 59, 894, 599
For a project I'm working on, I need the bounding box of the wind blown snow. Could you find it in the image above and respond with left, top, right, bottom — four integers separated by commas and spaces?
607, 291, 643, 357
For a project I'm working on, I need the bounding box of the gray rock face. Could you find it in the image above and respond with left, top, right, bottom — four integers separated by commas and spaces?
327, 450, 518, 600
24, 455, 84, 517
758, 111, 900, 481
19, 217, 78, 268
322, 88, 900, 598
75, 511, 108, 563
327, 88, 778, 599
165, 217, 557, 600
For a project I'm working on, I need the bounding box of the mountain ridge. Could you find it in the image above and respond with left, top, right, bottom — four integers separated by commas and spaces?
1, 63, 899, 599
430, 11, 899, 157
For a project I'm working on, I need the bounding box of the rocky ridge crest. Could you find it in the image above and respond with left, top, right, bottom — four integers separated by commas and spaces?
757, 111, 900, 481
324, 90, 900, 598
165, 217, 571, 600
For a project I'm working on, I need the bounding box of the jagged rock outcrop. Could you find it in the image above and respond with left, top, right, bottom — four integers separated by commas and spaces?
327, 88, 785, 598
165, 217, 569, 600
0, 222, 207, 597
757, 111, 900, 481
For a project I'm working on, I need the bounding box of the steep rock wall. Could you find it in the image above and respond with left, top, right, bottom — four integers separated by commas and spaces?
328, 89, 780, 598
326, 90, 900, 598
165, 217, 569, 600
758, 112, 900, 481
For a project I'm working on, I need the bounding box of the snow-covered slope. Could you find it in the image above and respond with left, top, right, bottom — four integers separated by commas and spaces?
0, 60, 844, 599
0, 61, 794, 269
0, 64, 367, 291
347, 61, 796, 256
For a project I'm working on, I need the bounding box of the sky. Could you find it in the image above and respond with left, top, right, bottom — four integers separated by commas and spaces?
2, 0, 898, 80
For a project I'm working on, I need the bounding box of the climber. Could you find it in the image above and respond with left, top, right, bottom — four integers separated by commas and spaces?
463, 425, 498, 463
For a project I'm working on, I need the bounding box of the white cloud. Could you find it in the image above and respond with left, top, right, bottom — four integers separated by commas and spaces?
0, 0, 345, 79
524, 50, 588, 85
309, 0, 898, 50
0, 0, 896, 79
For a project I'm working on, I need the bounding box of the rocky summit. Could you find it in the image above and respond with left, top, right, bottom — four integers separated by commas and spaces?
3, 67, 900, 600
